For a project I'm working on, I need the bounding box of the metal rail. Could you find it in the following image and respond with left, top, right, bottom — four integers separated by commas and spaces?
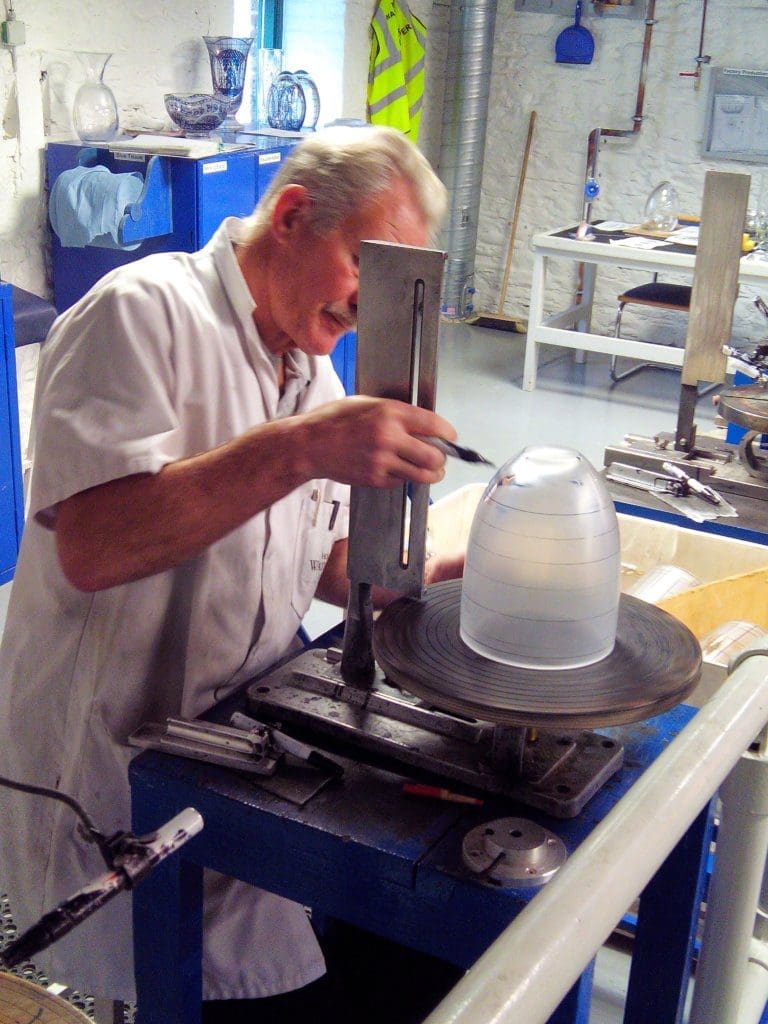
423, 645, 768, 1024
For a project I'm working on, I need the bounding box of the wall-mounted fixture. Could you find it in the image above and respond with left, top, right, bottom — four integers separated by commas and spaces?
703, 68, 768, 163
514, 0, 645, 17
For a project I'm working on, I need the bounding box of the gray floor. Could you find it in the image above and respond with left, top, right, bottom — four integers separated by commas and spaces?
0, 323, 705, 1020
432, 320, 715, 499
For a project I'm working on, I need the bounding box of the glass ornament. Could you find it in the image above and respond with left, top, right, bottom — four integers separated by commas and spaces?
72, 52, 119, 143
643, 181, 680, 233
293, 70, 320, 130
267, 71, 306, 131
164, 93, 228, 137
256, 48, 283, 126
204, 36, 254, 131
459, 446, 621, 670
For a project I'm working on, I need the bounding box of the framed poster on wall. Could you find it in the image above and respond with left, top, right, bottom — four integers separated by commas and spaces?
703, 68, 768, 163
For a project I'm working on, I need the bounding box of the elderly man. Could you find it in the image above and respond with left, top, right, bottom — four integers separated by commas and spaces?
0, 127, 462, 1015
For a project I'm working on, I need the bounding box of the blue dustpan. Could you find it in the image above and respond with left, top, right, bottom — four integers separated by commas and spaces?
555, 0, 594, 65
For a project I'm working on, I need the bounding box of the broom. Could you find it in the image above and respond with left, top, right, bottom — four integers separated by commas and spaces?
468, 110, 536, 332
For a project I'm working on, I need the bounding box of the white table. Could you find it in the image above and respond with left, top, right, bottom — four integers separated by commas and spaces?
522, 226, 768, 391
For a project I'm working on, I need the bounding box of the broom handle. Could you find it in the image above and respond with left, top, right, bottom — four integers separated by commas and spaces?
497, 110, 536, 315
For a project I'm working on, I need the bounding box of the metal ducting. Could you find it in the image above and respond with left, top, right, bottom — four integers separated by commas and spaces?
438, 0, 499, 319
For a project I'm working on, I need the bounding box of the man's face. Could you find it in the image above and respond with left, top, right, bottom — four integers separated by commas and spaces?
262, 180, 429, 357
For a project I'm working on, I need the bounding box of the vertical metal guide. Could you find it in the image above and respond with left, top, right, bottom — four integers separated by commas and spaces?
340, 241, 447, 686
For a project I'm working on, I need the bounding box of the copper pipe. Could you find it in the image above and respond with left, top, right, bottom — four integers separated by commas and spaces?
679, 0, 711, 90
576, 0, 657, 303
583, 0, 657, 222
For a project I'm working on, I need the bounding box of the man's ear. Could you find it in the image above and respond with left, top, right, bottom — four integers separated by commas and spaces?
271, 184, 312, 240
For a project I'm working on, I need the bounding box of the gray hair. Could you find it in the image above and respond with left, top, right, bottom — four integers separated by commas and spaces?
248, 126, 446, 241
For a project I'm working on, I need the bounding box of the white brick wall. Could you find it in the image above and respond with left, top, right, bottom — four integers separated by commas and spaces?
1, 0, 767, 347
475, 0, 768, 344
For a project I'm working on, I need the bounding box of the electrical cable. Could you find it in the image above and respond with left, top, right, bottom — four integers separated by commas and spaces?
0, 772, 114, 869
0, 803, 203, 969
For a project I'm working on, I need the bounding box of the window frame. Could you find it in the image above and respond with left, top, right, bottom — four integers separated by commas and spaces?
257, 0, 284, 48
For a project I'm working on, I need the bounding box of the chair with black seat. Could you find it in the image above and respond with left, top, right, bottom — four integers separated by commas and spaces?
610, 275, 692, 384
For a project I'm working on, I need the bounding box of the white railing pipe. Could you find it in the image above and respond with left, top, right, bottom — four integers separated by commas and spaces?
689, 738, 768, 1023
739, 938, 768, 1024
423, 648, 768, 1024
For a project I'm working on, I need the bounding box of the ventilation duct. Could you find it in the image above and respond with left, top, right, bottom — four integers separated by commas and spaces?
438, 0, 499, 319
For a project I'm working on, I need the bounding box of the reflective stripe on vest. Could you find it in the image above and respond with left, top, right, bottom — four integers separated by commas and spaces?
367, 0, 426, 142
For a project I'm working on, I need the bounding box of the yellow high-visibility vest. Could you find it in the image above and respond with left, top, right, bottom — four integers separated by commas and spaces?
367, 0, 426, 142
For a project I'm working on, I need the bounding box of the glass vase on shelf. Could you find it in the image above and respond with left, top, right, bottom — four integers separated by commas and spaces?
255, 48, 283, 126
72, 52, 119, 143
204, 35, 254, 131
266, 71, 306, 132
293, 70, 320, 130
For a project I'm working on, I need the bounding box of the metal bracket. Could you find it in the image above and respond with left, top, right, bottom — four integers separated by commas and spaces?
462, 817, 567, 887
247, 649, 625, 819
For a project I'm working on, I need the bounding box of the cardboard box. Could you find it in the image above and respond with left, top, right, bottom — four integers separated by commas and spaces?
429, 483, 768, 639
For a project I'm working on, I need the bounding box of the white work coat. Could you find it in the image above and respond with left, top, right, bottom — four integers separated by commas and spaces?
0, 219, 350, 1000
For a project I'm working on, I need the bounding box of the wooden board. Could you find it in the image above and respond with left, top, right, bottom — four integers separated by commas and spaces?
682, 171, 751, 387
659, 565, 768, 638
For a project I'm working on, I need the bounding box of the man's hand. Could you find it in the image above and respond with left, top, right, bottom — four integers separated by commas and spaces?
296, 396, 457, 488
424, 549, 465, 587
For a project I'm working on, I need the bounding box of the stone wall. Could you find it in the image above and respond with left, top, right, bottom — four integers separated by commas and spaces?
1, 0, 767, 346
477, 0, 768, 344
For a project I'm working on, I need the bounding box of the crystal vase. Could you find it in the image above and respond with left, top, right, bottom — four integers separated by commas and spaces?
204, 36, 254, 131
294, 70, 320, 130
72, 52, 119, 143
267, 72, 306, 132
255, 48, 283, 126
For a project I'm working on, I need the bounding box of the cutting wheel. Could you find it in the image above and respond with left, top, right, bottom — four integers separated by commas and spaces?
718, 383, 768, 433
0, 972, 90, 1023
374, 580, 700, 728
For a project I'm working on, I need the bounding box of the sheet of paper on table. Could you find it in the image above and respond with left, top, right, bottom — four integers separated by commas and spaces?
609, 235, 668, 249
594, 220, 634, 231
666, 226, 700, 246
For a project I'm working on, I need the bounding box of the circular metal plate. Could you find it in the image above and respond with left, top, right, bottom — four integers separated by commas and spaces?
0, 973, 91, 1023
374, 581, 701, 729
462, 816, 567, 887
739, 431, 768, 480
719, 384, 768, 433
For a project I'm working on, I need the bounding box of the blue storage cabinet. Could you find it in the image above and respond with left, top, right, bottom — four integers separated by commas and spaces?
47, 138, 295, 312
0, 283, 24, 584
47, 139, 358, 396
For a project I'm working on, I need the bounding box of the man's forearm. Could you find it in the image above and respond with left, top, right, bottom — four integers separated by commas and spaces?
53, 396, 454, 592
54, 417, 316, 592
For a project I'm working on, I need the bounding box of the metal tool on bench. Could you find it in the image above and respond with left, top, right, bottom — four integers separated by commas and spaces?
129, 714, 344, 804
605, 461, 737, 523
130, 717, 280, 775
130, 714, 342, 775
605, 171, 768, 505
245, 240, 702, 820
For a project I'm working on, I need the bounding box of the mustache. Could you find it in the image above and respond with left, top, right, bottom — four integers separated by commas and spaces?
324, 305, 357, 332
